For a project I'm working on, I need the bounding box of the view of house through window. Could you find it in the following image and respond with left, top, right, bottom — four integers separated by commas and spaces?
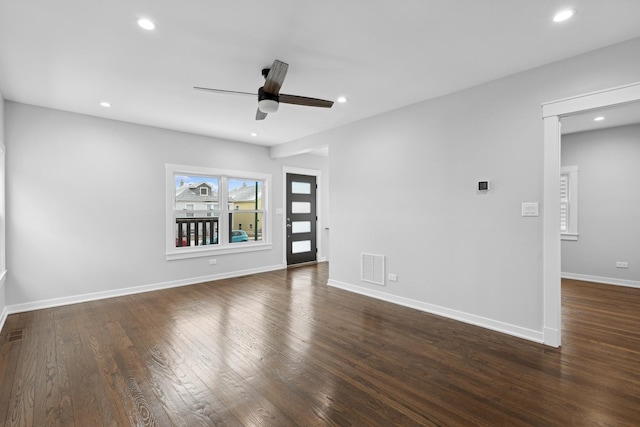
228, 179, 263, 243
173, 173, 264, 248
175, 175, 220, 246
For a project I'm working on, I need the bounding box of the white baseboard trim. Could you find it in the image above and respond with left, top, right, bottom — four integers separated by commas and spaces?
0, 270, 6, 333
6, 264, 286, 316
0, 307, 7, 335
543, 327, 560, 348
327, 279, 544, 344
562, 272, 640, 289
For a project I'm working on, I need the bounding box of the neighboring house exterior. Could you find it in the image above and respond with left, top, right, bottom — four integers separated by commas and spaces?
175, 181, 218, 217
229, 182, 262, 239
174, 180, 262, 240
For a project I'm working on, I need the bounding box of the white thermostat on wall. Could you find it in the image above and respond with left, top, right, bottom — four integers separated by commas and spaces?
521, 202, 539, 217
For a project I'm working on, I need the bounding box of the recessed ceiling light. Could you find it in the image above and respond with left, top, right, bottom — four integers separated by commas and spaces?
337, 96, 347, 103
100, 101, 111, 108
594, 116, 605, 121
553, 9, 575, 23
250, 132, 258, 137
137, 18, 156, 30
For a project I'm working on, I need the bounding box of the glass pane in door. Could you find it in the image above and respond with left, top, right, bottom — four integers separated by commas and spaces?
291, 202, 311, 214
292, 221, 311, 233
292, 240, 311, 254
291, 181, 311, 194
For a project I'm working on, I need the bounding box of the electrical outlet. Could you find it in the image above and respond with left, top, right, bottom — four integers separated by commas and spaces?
388, 273, 398, 282
209, 259, 217, 265
616, 261, 628, 269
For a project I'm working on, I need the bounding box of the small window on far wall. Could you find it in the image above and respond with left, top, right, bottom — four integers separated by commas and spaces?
561, 165, 579, 241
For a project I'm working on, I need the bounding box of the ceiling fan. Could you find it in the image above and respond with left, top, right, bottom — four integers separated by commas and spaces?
194, 59, 334, 120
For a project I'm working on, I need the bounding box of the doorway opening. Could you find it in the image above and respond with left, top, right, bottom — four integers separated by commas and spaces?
542, 81, 640, 347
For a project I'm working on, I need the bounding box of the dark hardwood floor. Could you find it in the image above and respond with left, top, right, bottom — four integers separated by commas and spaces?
1, 265, 639, 426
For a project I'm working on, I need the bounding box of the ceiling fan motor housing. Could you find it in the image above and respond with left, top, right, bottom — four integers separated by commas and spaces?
195, 60, 332, 119
258, 87, 279, 113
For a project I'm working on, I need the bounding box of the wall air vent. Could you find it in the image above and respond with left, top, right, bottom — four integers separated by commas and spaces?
361, 253, 385, 286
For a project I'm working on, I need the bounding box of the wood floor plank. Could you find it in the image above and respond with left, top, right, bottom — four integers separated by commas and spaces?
1, 265, 640, 426
101, 300, 224, 426
5, 313, 38, 427
58, 304, 113, 427
32, 309, 60, 427
0, 316, 25, 425
52, 306, 75, 427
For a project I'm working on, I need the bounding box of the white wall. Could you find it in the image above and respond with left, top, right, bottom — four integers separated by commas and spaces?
562, 124, 640, 286
287, 36, 640, 342
0, 92, 6, 328
4, 102, 328, 309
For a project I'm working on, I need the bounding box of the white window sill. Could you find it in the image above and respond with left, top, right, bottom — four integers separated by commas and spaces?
561, 233, 579, 241
166, 242, 272, 260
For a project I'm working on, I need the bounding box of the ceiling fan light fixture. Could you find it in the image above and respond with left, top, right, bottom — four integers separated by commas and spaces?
258, 87, 279, 113
258, 99, 279, 113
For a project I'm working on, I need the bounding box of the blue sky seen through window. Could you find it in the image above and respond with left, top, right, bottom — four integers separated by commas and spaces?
175, 175, 260, 191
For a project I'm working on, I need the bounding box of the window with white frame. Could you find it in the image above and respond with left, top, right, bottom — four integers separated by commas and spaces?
560, 165, 579, 240
166, 164, 271, 260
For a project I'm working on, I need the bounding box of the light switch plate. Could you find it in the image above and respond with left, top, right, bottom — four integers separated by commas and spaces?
521, 202, 539, 217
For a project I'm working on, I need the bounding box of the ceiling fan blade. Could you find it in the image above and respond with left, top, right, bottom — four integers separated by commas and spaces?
279, 94, 334, 108
256, 109, 267, 120
263, 60, 288, 94
193, 87, 256, 97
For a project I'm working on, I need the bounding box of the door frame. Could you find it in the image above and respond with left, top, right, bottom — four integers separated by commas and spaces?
282, 166, 323, 266
541, 81, 640, 347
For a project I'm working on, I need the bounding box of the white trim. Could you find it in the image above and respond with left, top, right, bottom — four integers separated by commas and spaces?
328, 279, 544, 344
542, 81, 640, 118
542, 80, 640, 348
0, 306, 7, 335
282, 166, 323, 266
562, 272, 640, 289
0, 270, 6, 333
5, 264, 285, 316
166, 243, 273, 260
543, 115, 562, 347
560, 233, 578, 241
543, 328, 560, 348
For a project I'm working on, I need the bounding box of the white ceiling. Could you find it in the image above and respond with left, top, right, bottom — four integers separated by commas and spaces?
2, 1, 640, 147
561, 101, 640, 135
